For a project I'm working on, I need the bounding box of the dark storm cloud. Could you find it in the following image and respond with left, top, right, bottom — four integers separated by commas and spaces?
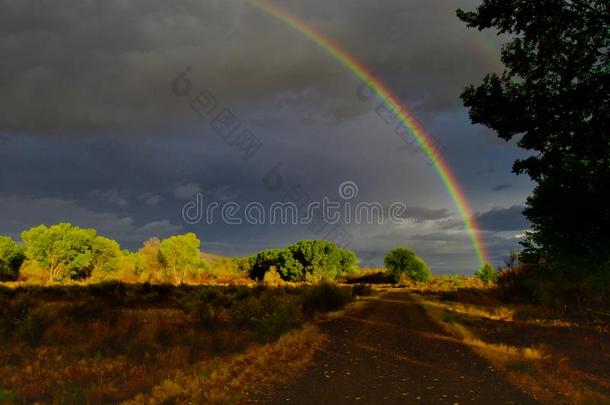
0, 0, 498, 132
406, 206, 451, 221
0, 0, 531, 274
0, 195, 182, 245
492, 183, 512, 192
475, 205, 530, 232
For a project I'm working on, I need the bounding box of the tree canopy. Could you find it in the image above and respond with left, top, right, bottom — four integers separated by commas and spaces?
246, 240, 358, 282
21, 223, 97, 281
384, 247, 431, 283
160, 233, 203, 284
14, 223, 207, 284
91, 235, 122, 275
0, 236, 25, 281
6, 224, 360, 285
458, 1, 610, 268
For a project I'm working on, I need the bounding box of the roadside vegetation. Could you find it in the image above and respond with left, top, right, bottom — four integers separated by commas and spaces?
0, 282, 362, 403
0, 223, 377, 403
405, 269, 610, 404
342, 248, 610, 404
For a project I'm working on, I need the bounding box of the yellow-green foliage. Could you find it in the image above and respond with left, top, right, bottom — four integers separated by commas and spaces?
476, 263, 498, 283
198, 256, 248, 284
263, 266, 283, 285
5, 223, 253, 285
384, 247, 431, 283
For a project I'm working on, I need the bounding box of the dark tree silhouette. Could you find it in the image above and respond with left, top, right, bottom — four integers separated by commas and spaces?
458, 1, 610, 270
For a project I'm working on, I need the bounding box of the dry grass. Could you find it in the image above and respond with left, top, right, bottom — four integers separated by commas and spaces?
123, 324, 325, 404
0, 282, 357, 404
403, 274, 488, 292
414, 291, 610, 404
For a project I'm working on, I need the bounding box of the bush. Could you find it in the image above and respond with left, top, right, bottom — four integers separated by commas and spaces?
497, 261, 610, 311
475, 263, 498, 283
247, 240, 358, 282
18, 261, 49, 284
180, 290, 222, 329
263, 266, 283, 285
497, 264, 538, 301
302, 282, 352, 314
250, 298, 302, 342
384, 247, 431, 283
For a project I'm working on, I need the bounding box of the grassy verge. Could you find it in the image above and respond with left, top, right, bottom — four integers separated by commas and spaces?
123, 324, 325, 404
411, 279, 610, 405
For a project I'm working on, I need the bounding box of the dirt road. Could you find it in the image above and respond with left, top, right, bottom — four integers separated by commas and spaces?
264, 290, 536, 404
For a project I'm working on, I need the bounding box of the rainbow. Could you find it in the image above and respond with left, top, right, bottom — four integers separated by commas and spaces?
248, 0, 490, 266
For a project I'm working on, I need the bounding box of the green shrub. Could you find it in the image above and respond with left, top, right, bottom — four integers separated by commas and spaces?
247, 249, 284, 280
247, 240, 358, 282
384, 247, 432, 283
475, 263, 498, 283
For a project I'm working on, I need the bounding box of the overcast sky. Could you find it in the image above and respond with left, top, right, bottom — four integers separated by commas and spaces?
0, 0, 533, 274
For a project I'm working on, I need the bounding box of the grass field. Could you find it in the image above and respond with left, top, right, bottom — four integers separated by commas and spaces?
0, 282, 360, 404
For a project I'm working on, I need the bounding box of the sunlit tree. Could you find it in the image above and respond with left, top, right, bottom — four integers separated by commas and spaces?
91, 236, 122, 275
160, 233, 202, 284
0, 236, 25, 281
138, 237, 166, 283
384, 247, 431, 283
21, 223, 96, 281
